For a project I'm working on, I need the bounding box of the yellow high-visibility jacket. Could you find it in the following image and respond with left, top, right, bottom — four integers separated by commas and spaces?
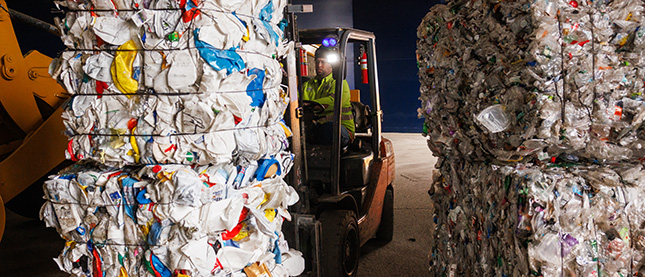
302, 73, 355, 138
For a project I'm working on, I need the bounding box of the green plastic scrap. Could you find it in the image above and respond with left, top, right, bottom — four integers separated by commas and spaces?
168, 31, 180, 42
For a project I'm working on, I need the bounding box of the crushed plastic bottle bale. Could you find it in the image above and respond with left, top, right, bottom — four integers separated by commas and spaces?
428, 160, 645, 276
40, 161, 304, 277
418, 0, 645, 275
417, 0, 645, 164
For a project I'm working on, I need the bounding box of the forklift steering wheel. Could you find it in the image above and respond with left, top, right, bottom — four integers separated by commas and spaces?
301, 100, 325, 122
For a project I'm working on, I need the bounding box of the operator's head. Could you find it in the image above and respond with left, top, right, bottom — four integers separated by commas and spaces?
314, 46, 337, 79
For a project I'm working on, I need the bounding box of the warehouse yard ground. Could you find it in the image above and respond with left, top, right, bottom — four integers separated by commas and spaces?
0, 133, 437, 276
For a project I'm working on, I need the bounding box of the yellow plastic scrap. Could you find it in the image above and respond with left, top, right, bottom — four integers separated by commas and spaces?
232, 223, 249, 241
279, 122, 292, 137
264, 209, 276, 222
140, 218, 155, 237
157, 171, 174, 182
119, 267, 128, 277
258, 193, 270, 208
619, 35, 629, 46
77, 182, 89, 194
160, 51, 170, 70
242, 25, 251, 42
130, 126, 141, 163
111, 40, 139, 97
65, 240, 77, 248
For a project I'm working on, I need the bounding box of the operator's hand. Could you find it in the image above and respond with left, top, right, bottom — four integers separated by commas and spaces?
303, 101, 324, 113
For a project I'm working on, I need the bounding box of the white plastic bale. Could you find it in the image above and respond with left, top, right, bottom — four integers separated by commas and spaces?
42, 0, 304, 276
50, 0, 292, 167
41, 161, 303, 276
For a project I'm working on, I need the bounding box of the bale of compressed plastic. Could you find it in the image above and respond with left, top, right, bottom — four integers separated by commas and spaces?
417, 0, 539, 164
428, 160, 530, 276
420, 1, 645, 275
429, 160, 645, 276
40, 1, 305, 276
40, 161, 304, 276
50, 0, 291, 167
418, 0, 645, 164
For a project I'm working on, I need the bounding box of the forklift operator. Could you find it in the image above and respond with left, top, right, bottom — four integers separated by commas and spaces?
302, 46, 355, 147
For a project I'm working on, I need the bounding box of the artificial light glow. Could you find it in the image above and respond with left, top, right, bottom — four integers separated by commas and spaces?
326, 53, 339, 64
322, 37, 338, 47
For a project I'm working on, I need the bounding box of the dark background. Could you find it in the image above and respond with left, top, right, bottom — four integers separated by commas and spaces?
352, 0, 442, 132
5, 0, 442, 132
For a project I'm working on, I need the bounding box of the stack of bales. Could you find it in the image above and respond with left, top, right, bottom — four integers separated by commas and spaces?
40, 0, 304, 276
418, 0, 645, 275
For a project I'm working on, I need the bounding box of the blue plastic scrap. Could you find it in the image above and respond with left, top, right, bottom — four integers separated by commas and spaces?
246, 68, 266, 107
259, 0, 279, 46
121, 177, 139, 221
194, 29, 245, 75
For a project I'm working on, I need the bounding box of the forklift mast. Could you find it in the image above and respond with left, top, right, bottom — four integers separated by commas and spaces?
283, 4, 395, 276
286, 26, 385, 203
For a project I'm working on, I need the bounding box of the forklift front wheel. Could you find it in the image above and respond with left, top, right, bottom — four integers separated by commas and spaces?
320, 210, 359, 277
0, 194, 5, 243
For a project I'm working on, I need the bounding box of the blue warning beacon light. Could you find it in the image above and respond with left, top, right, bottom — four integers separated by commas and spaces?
322, 37, 338, 47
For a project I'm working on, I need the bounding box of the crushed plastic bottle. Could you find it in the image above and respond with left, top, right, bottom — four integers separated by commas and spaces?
475, 104, 510, 134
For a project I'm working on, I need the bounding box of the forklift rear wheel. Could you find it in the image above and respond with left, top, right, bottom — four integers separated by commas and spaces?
376, 188, 393, 242
320, 210, 359, 277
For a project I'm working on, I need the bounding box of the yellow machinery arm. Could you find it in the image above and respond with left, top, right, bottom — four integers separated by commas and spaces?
0, 0, 68, 242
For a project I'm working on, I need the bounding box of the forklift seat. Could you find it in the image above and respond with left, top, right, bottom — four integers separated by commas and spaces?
340, 142, 373, 188
351, 101, 371, 134
306, 142, 373, 188
305, 101, 374, 188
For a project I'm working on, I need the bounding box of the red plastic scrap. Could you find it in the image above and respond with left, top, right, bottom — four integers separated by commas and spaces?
180, 0, 202, 23
92, 246, 103, 277
96, 81, 108, 99
68, 140, 79, 161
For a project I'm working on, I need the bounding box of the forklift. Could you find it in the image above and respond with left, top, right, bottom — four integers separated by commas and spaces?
282, 9, 396, 276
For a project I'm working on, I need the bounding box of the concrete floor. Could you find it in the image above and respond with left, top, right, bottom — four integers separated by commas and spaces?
357, 133, 435, 277
0, 132, 436, 276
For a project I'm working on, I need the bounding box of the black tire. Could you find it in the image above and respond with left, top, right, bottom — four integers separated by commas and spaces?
376, 188, 393, 243
320, 210, 360, 277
